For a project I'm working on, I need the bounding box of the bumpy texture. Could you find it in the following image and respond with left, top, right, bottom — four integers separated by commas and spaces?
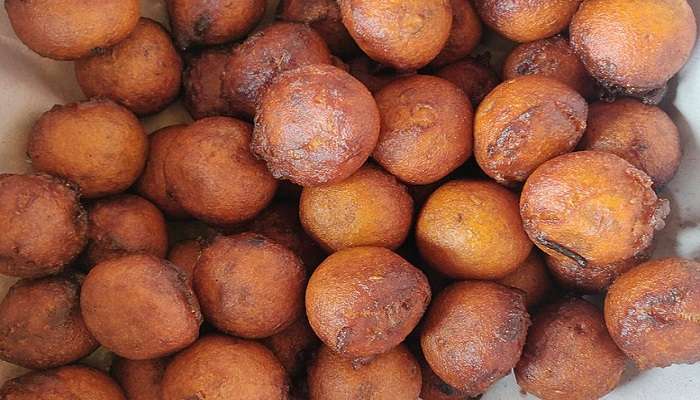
430, 0, 482, 68
436, 57, 500, 107
253, 64, 380, 187
497, 251, 552, 308
0, 365, 126, 399
111, 357, 168, 400
0, 174, 87, 278
183, 47, 237, 120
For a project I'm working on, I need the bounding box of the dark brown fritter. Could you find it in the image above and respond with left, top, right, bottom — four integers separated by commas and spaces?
183, 46, 238, 120
111, 357, 168, 400
430, 0, 483, 68
435, 57, 500, 107
167, 239, 204, 283
0, 365, 126, 399
420, 361, 473, 400
263, 317, 320, 379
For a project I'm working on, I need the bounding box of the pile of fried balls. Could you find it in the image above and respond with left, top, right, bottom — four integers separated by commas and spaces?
1, 0, 699, 399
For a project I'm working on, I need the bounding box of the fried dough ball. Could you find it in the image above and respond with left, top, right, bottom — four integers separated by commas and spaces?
4, 0, 139, 60
0, 365, 126, 399
605, 258, 700, 369
81, 254, 202, 359
0, 174, 86, 278
278, 0, 359, 58
515, 298, 626, 400
430, 0, 483, 68
416, 180, 532, 280
299, 164, 413, 252
474, 76, 588, 185
263, 317, 320, 378
85, 195, 168, 266
183, 47, 237, 120
420, 361, 473, 400
161, 334, 289, 400
337, 0, 452, 70
497, 251, 552, 308
222, 22, 332, 118
421, 281, 530, 396
166, 0, 266, 49
306, 247, 431, 359
373, 75, 473, 185
28, 99, 148, 199
74, 18, 182, 116
436, 57, 500, 107
308, 344, 421, 400
0, 274, 97, 369
253, 64, 380, 187
579, 99, 682, 187
111, 357, 168, 400
194, 233, 307, 338
503, 36, 596, 99
474, 0, 582, 43
135, 125, 189, 218
164, 117, 277, 226
570, 0, 697, 94
520, 151, 669, 268
167, 240, 203, 283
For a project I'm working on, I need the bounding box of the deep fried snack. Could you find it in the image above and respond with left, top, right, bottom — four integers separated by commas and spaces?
111, 357, 168, 400
166, 0, 266, 49
4, 0, 139, 60
416, 180, 532, 280
164, 117, 277, 225
520, 151, 669, 267
420, 361, 472, 400
74, 18, 182, 116
497, 251, 552, 308
0, 365, 126, 399
183, 47, 237, 120
0, 174, 86, 278
421, 281, 530, 396
263, 317, 320, 378
373, 75, 473, 185
161, 334, 289, 400
194, 233, 306, 338
252, 64, 380, 187
222, 22, 332, 118
300, 164, 413, 251
605, 258, 700, 369
430, 0, 482, 68
474, 0, 582, 42
306, 246, 430, 359
570, 0, 697, 95
347, 56, 403, 93
167, 239, 203, 283
515, 298, 626, 400
474, 75, 588, 185
0, 274, 97, 369
28, 99, 148, 198
81, 254, 202, 359
436, 57, 499, 107
337, 0, 452, 70
308, 344, 421, 400
503, 36, 596, 99
579, 99, 682, 187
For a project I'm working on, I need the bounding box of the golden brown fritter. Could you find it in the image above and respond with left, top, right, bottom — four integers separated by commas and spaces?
430, 0, 482, 68
0, 365, 126, 399
111, 357, 168, 400
497, 250, 552, 308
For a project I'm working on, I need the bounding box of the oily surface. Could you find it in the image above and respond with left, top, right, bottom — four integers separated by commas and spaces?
497, 251, 552, 308
111, 357, 168, 400
183, 46, 236, 120
436, 58, 499, 107
0, 365, 126, 400
430, 0, 482, 68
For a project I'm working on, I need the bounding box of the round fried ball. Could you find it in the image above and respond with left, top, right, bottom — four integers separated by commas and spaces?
299, 164, 413, 252
166, 0, 266, 49
570, 0, 697, 93
85, 194, 168, 266
252, 64, 380, 187
521, 151, 669, 267
164, 117, 277, 226
421, 281, 530, 396
0, 174, 86, 278
183, 46, 237, 120
81, 254, 202, 359
420, 361, 472, 400
497, 250, 552, 308
579, 99, 682, 187
436, 57, 500, 107
263, 317, 320, 378
306, 246, 430, 359
161, 334, 289, 400
474, 0, 582, 43
605, 258, 700, 369
111, 357, 168, 400
4, 0, 139, 60
515, 298, 626, 400
430, 0, 483, 68
0, 365, 125, 399
0, 274, 97, 369
373, 75, 473, 185
337, 0, 452, 70
194, 233, 307, 338
222, 22, 332, 118
416, 180, 533, 280
28, 99, 148, 199
135, 125, 189, 218
74, 18, 182, 116
167, 239, 203, 283
308, 344, 421, 400
503, 35, 596, 99
474, 75, 588, 185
